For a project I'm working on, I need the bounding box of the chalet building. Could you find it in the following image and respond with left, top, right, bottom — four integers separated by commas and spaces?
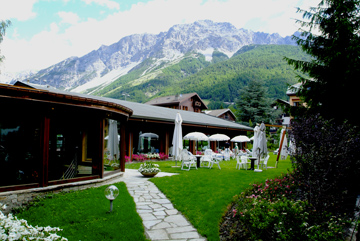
286, 82, 304, 107
272, 83, 307, 127
0, 83, 252, 195
145, 93, 207, 113
204, 109, 236, 122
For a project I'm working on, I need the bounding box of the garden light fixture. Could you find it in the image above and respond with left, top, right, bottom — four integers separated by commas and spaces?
104, 185, 119, 212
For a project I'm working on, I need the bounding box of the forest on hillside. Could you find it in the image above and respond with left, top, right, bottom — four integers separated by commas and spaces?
97, 45, 310, 105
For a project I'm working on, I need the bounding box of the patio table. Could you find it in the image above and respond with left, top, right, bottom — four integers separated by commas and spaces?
195, 155, 202, 168
248, 157, 257, 170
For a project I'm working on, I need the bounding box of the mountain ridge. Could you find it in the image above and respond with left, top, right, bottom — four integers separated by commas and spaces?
11, 20, 297, 93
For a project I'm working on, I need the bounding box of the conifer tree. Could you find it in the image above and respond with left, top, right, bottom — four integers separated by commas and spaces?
0, 20, 11, 67
236, 79, 273, 125
286, 0, 360, 125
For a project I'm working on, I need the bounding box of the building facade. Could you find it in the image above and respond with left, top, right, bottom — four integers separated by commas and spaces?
145, 93, 207, 113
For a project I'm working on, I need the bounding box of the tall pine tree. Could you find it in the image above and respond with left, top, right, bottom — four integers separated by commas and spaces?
0, 20, 11, 67
236, 79, 273, 125
286, 0, 360, 125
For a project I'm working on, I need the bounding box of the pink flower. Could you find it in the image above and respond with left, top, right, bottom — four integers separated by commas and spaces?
232, 209, 237, 217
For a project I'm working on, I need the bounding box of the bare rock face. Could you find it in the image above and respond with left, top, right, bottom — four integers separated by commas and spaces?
17, 20, 296, 91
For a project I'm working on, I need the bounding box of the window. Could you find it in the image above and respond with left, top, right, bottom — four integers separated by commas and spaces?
0, 115, 41, 187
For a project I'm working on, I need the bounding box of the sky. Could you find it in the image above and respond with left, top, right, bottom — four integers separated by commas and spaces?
0, 0, 320, 74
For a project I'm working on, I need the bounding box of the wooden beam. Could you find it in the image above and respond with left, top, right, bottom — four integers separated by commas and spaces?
120, 121, 126, 172
265, 124, 291, 129
40, 116, 50, 187
92, 118, 105, 178
275, 129, 287, 168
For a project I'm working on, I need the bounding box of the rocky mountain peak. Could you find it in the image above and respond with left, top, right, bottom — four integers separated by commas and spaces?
12, 20, 297, 92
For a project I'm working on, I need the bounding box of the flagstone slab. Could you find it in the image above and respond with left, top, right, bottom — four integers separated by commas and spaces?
170, 231, 200, 239
166, 226, 196, 234
118, 169, 204, 240
164, 215, 191, 226
146, 229, 169, 240
143, 220, 162, 229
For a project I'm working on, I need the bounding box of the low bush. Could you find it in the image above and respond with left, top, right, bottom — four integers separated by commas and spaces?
126, 152, 169, 162
0, 203, 67, 240
220, 172, 350, 241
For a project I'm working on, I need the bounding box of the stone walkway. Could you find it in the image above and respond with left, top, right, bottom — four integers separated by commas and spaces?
119, 169, 206, 241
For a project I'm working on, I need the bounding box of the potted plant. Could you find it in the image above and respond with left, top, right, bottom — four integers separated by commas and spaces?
138, 161, 161, 177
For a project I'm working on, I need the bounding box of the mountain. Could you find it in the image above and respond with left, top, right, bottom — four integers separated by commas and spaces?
100, 44, 310, 104
16, 20, 297, 94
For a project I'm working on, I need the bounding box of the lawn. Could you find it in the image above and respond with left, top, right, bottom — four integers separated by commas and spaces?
13, 153, 292, 241
126, 153, 293, 241
14, 182, 148, 241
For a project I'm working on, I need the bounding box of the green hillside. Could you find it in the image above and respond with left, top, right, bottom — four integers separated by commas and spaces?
97, 45, 309, 104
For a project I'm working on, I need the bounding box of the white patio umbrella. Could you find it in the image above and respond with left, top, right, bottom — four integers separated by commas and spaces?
107, 119, 119, 161
105, 135, 120, 140
208, 133, 230, 141
139, 132, 159, 139
172, 112, 183, 166
183, 132, 208, 153
253, 123, 268, 172
279, 128, 288, 160
209, 134, 230, 152
252, 125, 261, 158
231, 135, 251, 142
231, 135, 250, 150
183, 132, 209, 141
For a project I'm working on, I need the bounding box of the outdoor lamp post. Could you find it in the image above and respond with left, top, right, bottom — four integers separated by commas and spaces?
104, 185, 119, 212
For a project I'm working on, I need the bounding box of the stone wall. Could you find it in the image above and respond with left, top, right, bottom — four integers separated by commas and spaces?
0, 172, 123, 214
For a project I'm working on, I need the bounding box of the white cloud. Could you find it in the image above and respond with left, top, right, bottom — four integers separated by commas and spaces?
1, 0, 321, 74
81, 0, 120, 10
58, 11, 80, 25
0, 0, 38, 21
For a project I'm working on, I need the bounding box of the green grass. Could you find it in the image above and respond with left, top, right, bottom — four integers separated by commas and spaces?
15, 182, 148, 241
127, 153, 293, 241
14, 154, 291, 241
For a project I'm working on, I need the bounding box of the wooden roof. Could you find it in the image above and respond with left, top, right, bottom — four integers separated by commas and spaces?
205, 109, 236, 120
6, 82, 252, 131
145, 93, 208, 109
1, 83, 133, 117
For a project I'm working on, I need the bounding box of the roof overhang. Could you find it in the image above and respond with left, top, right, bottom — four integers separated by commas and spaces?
0, 84, 133, 118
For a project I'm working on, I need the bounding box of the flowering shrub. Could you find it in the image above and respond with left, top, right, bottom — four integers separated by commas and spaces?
125, 155, 131, 162
248, 172, 300, 202
146, 153, 159, 159
220, 172, 349, 241
138, 161, 161, 174
236, 196, 346, 240
158, 152, 168, 160
131, 153, 168, 162
0, 203, 67, 240
132, 154, 147, 162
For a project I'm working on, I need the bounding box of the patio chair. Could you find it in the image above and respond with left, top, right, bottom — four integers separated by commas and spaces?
180, 149, 197, 171
240, 156, 250, 170
260, 155, 270, 170
200, 149, 213, 167
235, 156, 241, 170
209, 153, 221, 170
223, 148, 231, 161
